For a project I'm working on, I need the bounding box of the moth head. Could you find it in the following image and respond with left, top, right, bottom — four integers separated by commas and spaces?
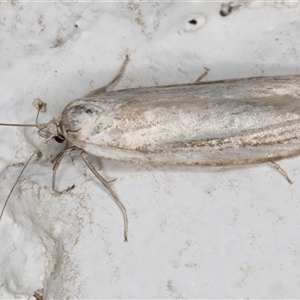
37, 117, 66, 143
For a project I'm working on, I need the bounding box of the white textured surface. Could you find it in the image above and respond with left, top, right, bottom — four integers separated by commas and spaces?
1, 1, 300, 299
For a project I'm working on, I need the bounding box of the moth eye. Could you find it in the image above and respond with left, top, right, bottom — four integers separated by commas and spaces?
85, 109, 93, 114
54, 136, 65, 143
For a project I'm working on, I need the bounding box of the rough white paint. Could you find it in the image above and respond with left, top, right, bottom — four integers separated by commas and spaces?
1, 1, 300, 298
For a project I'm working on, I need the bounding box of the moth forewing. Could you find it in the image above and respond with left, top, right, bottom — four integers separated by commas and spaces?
60, 75, 300, 167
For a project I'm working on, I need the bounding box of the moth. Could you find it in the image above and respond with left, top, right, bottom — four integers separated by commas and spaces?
1, 55, 300, 242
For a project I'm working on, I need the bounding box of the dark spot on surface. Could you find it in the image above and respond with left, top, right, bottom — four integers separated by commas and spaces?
189, 19, 197, 25
85, 109, 93, 114
75, 24, 78, 28
220, 5, 232, 16
220, 2, 240, 16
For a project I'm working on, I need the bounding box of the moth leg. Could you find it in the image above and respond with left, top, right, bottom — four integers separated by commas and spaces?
84, 55, 130, 97
81, 151, 128, 242
195, 67, 210, 83
269, 161, 293, 185
52, 146, 78, 194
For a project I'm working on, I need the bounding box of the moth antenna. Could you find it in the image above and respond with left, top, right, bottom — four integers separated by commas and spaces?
0, 123, 36, 127
84, 55, 130, 97
0, 136, 53, 222
0, 99, 46, 128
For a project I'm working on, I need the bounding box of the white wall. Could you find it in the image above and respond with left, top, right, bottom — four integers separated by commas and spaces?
0, 1, 300, 298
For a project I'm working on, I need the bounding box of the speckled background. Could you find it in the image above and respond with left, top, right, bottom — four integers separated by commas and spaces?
0, 1, 300, 298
